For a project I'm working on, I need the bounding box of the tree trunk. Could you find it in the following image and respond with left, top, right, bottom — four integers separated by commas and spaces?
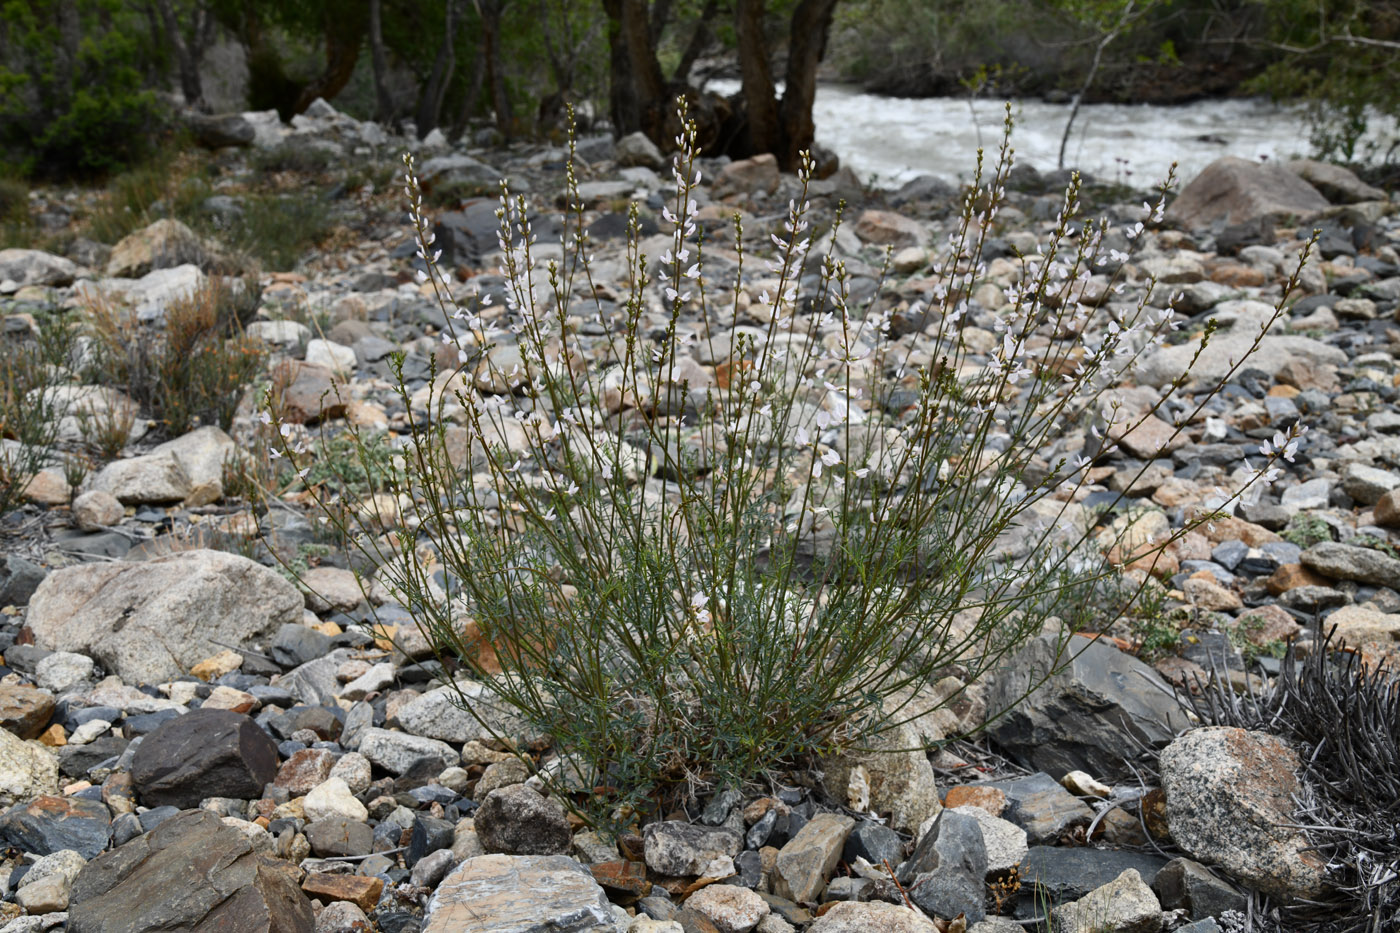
369, 0, 394, 125
475, 0, 516, 137
735, 0, 778, 155
416, 0, 458, 136
293, 6, 369, 115
154, 0, 206, 109
776, 0, 839, 170
603, 0, 665, 137
670, 0, 718, 83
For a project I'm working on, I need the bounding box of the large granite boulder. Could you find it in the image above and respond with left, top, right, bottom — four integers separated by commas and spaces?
1166, 157, 1329, 230
27, 549, 302, 685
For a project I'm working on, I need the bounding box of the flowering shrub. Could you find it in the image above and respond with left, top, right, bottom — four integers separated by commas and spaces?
270, 102, 1310, 826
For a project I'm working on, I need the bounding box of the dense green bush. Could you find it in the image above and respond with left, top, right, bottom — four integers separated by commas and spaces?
0, 0, 170, 178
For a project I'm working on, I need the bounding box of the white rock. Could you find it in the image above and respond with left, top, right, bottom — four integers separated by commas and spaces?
305, 338, 357, 375
35, 651, 96, 693
328, 752, 373, 795
303, 777, 368, 823
71, 490, 123, 531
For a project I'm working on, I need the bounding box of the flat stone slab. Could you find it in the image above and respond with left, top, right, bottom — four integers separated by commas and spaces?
423, 854, 617, 933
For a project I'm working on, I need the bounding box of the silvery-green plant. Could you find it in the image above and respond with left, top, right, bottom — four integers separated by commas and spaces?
269, 101, 1310, 827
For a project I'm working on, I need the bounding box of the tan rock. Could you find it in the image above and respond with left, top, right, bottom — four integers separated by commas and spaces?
773, 813, 854, 904
190, 649, 244, 681
1182, 575, 1243, 611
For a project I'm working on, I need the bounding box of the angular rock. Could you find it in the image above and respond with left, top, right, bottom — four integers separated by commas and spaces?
27, 549, 303, 685
1301, 541, 1400, 587
1050, 868, 1162, 933
394, 680, 537, 747
300, 873, 383, 912
304, 777, 369, 823
87, 450, 192, 504
773, 813, 854, 904
0, 795, 110, 859
1019, 846, 1171, 903
358, 728, 456, 776
67, 809, 314, 932
0, 685, 55, 740
275, 748, 337, 796
475, 784, 572, 856
423, 854, 617, 933
644, 821, 743, 877
131, 708, 279, 808
949, 805, 1027, 877
15, 848, 86, 914
0, 554, 47, 606
615, 132, 666, 170
713, 154, 780, 198
304, 818, 374, 858
107, 219, 214, 278
987, 635, 1188, 779
271, 360, 347, 425
147, 425, 240, 498
977, 774, 1094, 845
897, 809, 987, 924
1166, 157, 1329, 229
1151, 857, 1247, 921
1159, 727, 1326, 900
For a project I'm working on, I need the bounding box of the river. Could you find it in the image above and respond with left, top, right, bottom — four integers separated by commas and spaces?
709, 80, 1396, 189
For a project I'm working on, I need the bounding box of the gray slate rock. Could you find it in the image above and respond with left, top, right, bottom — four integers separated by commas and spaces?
130, 709, 279, 808
1301, 541, 1400, 587
67, 809, 314, 933
475, 785, 571, 856
977, 774, 1093, 845
987, 635, 1188, 779
899, 809, 987, 924
1018, 846, 1171, 904
0, 795, 111, 859
0, 555, 47, 607
1152, 857, 1247, 921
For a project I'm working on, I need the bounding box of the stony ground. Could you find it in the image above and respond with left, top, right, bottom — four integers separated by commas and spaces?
0, 100, 1397, 933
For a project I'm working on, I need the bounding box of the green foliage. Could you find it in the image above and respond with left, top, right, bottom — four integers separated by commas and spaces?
230, 193, 335, 272
0, 311, 77, 516
302, 432, 399, 498
1228, 611, 1288, 665
1248, 0, 1400, 162
1283, 512, 1334, 548
85, 148, 213, 245
0, 0, 169, 179
266, 104, 1305, 830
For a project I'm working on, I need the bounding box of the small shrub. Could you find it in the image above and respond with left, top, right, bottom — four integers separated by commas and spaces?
1283, 512, 1333, 548
84, 148, 212, 245
229, 193, 334, 272
271, 102, 1310, 829
249, 143, 337, 178
1182, 634, 1400, 932
0, 315, 75, 516
84, 277, 266, 437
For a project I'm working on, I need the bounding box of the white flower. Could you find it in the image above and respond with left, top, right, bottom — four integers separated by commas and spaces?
821, 449, 840, 468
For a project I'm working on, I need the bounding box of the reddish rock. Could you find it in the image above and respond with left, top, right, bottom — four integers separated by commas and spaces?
589, 860, 649, 896
274, 748, 337, 796
942, 785, 1007, 817
1265, 563, 1332, 595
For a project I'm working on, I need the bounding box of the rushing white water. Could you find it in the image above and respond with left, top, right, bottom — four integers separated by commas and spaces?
709, 80, 1395, 189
